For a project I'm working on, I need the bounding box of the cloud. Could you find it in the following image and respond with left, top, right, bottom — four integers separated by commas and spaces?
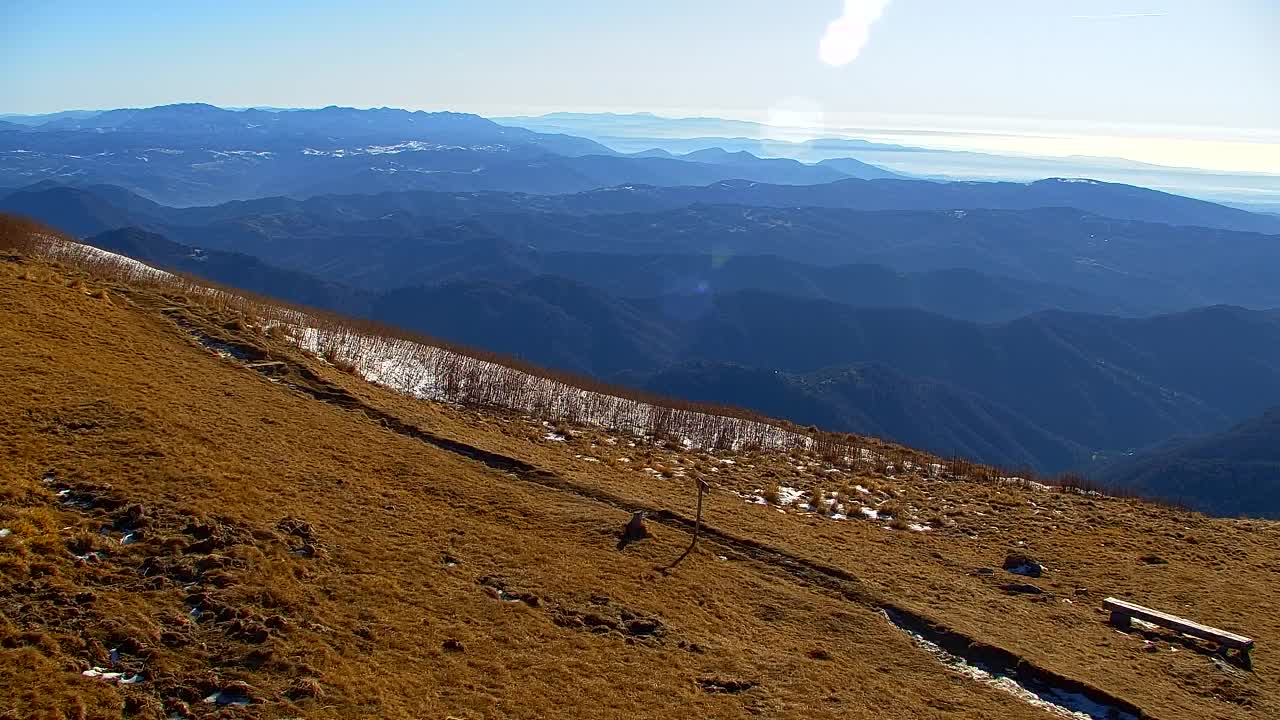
819, 0, 892, 67
1070, 12, 1167, 20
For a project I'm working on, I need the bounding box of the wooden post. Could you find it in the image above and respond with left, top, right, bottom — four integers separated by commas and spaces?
665, 478, 711, 570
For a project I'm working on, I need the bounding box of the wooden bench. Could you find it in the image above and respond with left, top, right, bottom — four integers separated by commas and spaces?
1104, 597, 1254, 667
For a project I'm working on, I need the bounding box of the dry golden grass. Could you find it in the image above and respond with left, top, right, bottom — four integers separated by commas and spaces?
1, 254, 1278, 720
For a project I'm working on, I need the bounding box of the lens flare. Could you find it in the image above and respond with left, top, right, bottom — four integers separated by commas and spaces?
819, 0, 892, 66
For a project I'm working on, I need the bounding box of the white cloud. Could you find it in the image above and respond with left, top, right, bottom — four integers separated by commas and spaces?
819, 0, 892, 67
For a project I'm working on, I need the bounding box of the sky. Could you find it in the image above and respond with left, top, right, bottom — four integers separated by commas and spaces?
2, 0, 1277, 172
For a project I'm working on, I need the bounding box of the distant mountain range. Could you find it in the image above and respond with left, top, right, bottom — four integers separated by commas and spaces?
1096, 408, 1280, 518
6, 181, 1279, 319
0, 104, 897, 205
5, 103, 1280, 506
64, 221, 1280, 475
496, 111, 1280, 208
640, 362, 1088, 471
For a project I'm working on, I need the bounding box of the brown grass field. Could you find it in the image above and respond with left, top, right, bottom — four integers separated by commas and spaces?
1, 244, 1278, 719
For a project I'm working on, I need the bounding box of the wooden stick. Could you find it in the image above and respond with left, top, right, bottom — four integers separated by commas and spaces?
665, 478, 710, 570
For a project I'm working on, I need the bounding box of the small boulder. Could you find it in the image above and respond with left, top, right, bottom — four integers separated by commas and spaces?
616, 511, 651, 551
1003, 551, 1043, 578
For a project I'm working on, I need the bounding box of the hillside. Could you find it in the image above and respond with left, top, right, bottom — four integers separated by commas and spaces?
1096, 409, 1280, 518
7, 204, 1280, 476
8, 183, 1280, 315
641, 362, 1089, 471
3, 224, 1279, 720
358, 282, 1280, 468
83, 227, 373, 315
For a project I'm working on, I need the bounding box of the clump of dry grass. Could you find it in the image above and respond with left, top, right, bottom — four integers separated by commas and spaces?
762, 483, 781, 505
0, 505, 69, 581
986, 491, 1022, 508
810, 485, 828, 514
877, 500, 905, 519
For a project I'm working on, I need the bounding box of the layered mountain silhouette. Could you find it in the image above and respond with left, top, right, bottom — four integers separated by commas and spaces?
640, 362, 1088, 470
85, 227, 371, 313
6, 182, 1279, 315
6, 106, 1280, 500
67, 221, 1280, 475
1096, 408, 1280, 518
0, 105, 898, 205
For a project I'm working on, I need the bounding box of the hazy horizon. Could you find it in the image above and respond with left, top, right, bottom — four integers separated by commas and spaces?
3, 1, 1277, 173
6, 101, 1277, 179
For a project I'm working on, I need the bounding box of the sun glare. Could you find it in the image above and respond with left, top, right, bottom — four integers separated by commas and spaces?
819, 0, 892, 66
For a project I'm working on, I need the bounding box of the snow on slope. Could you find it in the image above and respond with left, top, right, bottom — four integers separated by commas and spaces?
31, 237, 809, 453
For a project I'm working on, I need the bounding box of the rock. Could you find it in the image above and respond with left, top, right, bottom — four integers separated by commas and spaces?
1003, 551, 1043, 578
616, 511, 651, 551
116, 504, 150, 531
203, 683, 254, 706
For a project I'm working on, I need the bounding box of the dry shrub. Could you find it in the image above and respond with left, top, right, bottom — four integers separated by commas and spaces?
762, 483, 781, 505
878, 500, 905, 519
888, 518, 911, 531
988, 491, 1021, 508
810, 486, 828, 514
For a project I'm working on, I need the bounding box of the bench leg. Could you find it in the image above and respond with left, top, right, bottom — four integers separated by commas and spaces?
1109, 611, 1132, 630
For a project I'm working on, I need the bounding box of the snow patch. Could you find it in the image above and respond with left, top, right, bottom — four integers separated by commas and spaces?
885, 610, 1137, 720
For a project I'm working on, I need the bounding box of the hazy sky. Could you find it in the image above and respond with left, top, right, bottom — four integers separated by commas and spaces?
2, 1, 1277, 170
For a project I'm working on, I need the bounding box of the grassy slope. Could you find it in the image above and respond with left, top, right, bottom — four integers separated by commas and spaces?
1, 256, 1277, 719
